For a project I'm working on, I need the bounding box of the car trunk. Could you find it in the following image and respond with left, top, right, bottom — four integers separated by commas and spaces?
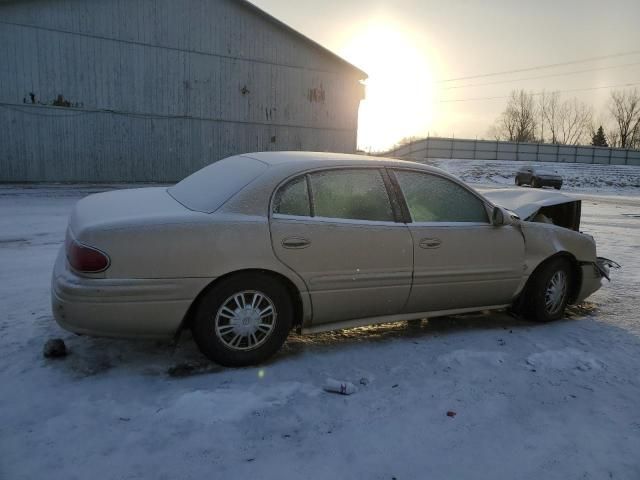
66, 187, 214, 278
69, 187, 193, 238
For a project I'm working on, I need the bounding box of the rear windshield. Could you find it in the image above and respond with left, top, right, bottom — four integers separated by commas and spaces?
168, 156, 268, 213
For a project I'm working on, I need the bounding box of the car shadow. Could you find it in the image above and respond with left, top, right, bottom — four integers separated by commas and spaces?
49, 303, 601, 378
272, 301, 601, 363
278, 310, 529, 358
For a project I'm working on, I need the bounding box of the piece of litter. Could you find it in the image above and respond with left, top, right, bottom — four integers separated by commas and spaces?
446, 411, 457, 418
323, 378, 357, 395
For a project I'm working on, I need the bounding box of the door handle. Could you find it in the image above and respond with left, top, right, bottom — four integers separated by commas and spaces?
419, 238, 441, 249
282, 237, 311, 249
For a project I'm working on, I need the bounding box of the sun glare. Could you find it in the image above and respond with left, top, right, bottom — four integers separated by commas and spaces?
340, 21, 437, 152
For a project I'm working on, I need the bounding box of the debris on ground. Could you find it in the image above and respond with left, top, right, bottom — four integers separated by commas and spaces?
43, 338, 67, 358
446, 411, 457, 418
323, 378, 357, 395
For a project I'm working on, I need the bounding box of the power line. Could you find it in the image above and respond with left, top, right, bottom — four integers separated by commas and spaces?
0, 102, 353, 132
438, 81, 640, 103
437, 50, 640, 83
441, 61, 640, 90
0, 20, 349, 77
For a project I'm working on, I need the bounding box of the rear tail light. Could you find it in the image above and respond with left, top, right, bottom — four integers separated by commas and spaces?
65, 231, 110, 273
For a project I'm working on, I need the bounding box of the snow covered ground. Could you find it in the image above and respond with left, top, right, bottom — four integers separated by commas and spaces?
1, 172, 640, 479
423, 158, 640, 195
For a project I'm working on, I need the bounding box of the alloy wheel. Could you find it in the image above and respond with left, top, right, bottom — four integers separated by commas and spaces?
214, 290, 277, 351
544, 271, 567, 315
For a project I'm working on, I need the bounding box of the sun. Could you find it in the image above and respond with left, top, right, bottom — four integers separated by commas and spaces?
340, 20, 437, 152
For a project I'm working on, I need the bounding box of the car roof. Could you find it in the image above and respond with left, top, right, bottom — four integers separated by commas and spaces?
214, 151, 492, 216
239, 151, 443, 172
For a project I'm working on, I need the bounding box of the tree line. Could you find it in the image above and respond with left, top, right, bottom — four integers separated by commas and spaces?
488, 88, 640, 149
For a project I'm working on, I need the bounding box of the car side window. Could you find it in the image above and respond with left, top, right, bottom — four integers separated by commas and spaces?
394, 170, 489, 223
273, 176, 311, 216
309, 169, 394, 222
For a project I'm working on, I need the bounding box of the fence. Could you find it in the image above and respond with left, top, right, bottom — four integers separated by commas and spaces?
386, 137, 640, 166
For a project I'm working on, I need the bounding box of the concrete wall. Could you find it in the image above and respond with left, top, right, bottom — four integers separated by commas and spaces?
387, 137, 640, 166
0, 0, 365, 181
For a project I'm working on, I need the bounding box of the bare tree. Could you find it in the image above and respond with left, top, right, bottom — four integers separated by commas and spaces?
539, 91, 560, 143
607, 130, 621, 148
608, 89, 640, 149
493, 90, 537, 142
539, 93, 591, 145
557, 98, 593, 145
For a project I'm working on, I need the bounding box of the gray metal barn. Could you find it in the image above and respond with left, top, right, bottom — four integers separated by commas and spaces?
0, 0, 367, 182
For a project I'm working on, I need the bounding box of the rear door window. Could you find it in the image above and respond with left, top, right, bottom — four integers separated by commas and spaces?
273, 176, 311, 217
308, 169, 394, 222
168, 156, 268, 213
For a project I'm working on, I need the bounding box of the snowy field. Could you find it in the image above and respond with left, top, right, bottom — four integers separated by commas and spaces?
423, 158, 640, 195
1, 163, 640, 479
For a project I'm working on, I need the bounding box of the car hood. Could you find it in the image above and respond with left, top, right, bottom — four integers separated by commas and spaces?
483, 188, 580, 225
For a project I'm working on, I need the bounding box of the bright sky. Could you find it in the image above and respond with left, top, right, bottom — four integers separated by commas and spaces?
252, 0, 640, 152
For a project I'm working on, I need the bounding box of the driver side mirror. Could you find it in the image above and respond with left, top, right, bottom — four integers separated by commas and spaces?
491, 206, 507, 226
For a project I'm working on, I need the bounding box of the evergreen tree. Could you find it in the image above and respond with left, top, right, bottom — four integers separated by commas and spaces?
591, 126, 608, 147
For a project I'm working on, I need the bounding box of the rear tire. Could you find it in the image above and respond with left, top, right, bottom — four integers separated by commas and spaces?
518, 258, 573, 322
191, 273, 293, 366
515, 177, 521, 186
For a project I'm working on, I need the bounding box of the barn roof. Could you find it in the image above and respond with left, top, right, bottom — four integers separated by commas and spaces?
240, 0, 367, 79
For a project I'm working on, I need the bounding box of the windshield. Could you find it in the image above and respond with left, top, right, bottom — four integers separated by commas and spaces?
168, 156, 268, 213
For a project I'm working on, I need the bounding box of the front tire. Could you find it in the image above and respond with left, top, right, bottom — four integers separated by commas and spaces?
191, 273, 293, 366
519, 258, 573, 322
531, 177, 540, 188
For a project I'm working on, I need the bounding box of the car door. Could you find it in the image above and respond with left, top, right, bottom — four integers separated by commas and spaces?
521, 167, 533, 183
269, 168, 413, 325
389, 168, 525, 313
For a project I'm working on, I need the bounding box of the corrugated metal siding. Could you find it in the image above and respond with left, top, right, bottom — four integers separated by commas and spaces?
0, 0, 365, 181
388, 137, 640, 166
